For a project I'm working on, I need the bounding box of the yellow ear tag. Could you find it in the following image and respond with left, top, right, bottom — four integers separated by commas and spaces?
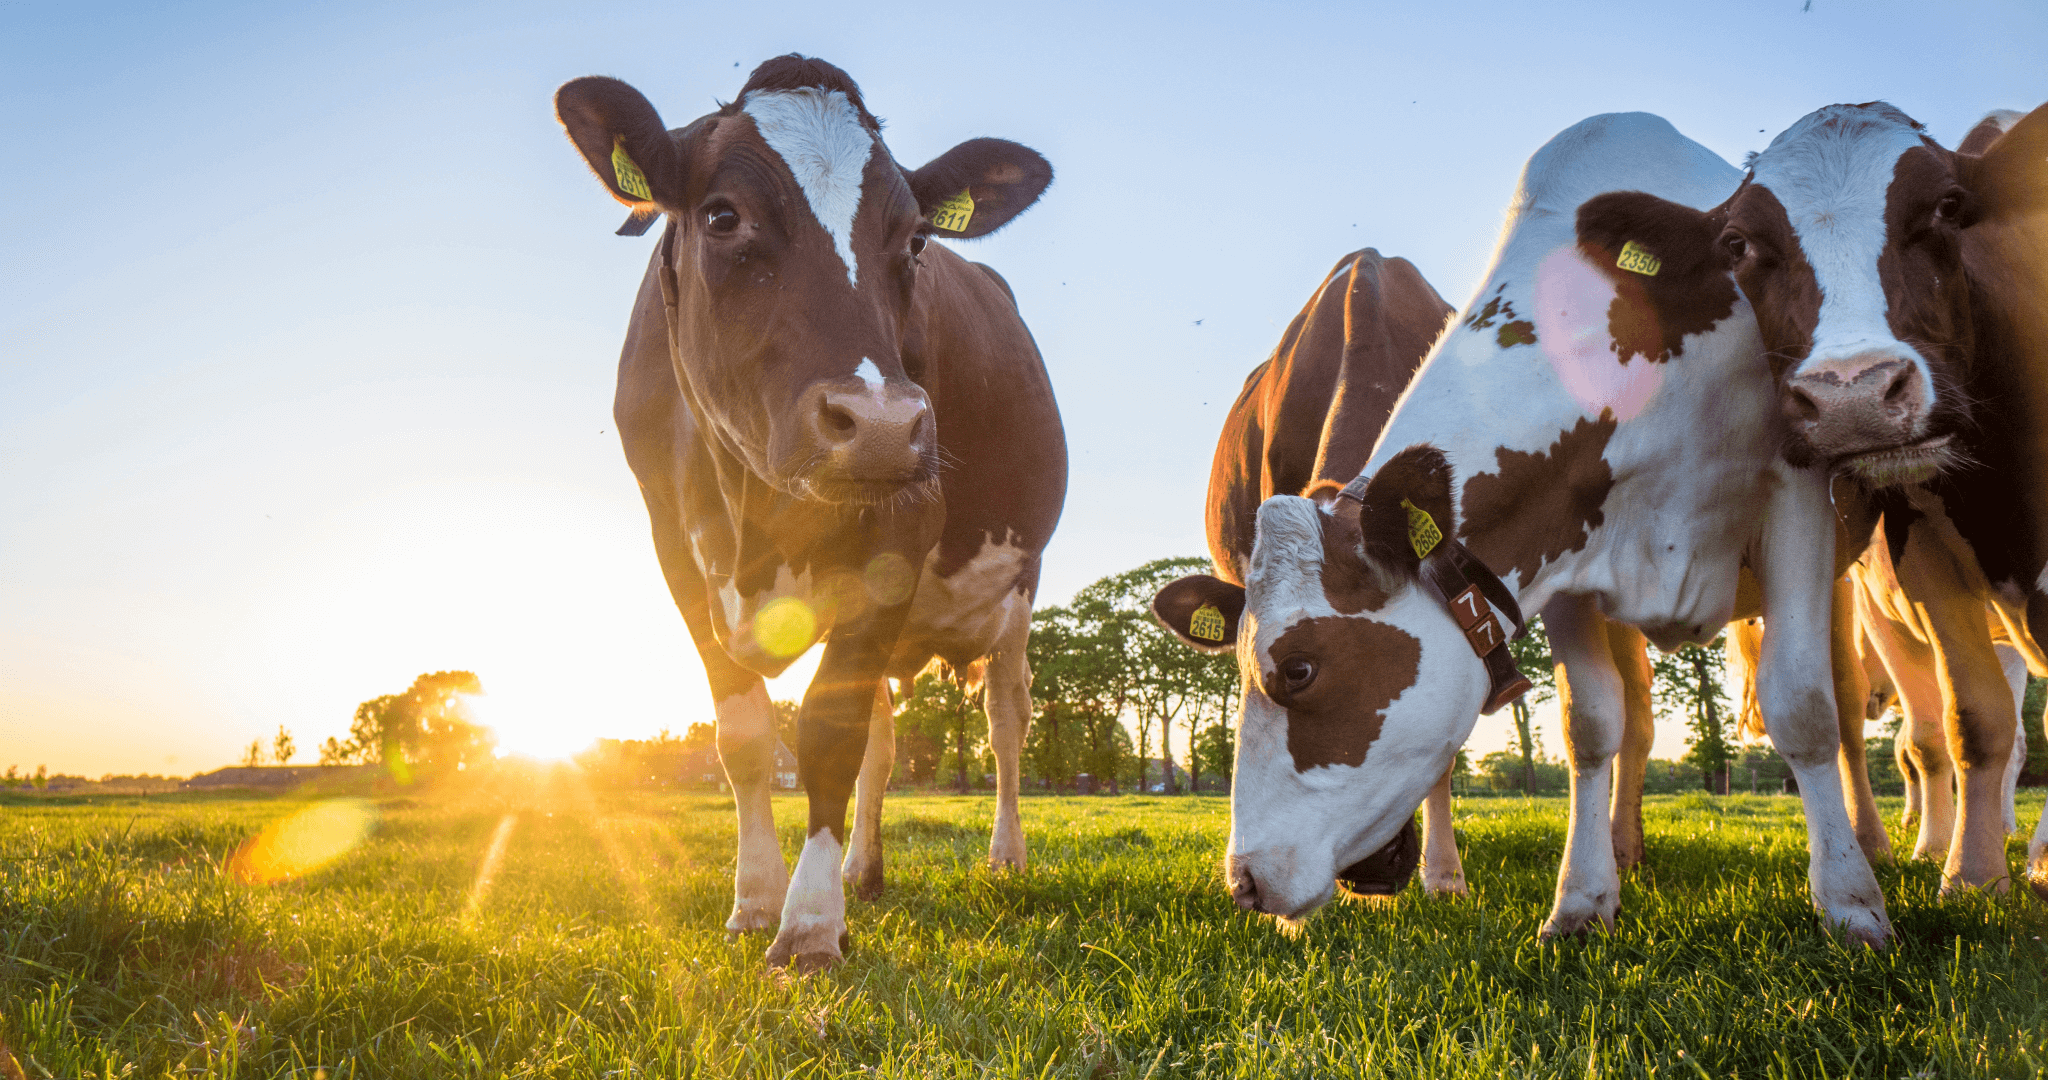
1189, 603, 1227, 642
1616, 240, 1661, 276
929, 189, 975, 232
611, 138, 653, 201
1401, 499, 1443, 559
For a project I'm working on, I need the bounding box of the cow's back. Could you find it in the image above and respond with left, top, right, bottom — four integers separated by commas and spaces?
1206, 250, 1451, 583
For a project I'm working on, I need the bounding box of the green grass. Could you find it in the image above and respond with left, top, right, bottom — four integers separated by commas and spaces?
4, 781, 2047, 1078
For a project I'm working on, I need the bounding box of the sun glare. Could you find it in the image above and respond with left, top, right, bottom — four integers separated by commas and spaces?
464, 692, 593, 762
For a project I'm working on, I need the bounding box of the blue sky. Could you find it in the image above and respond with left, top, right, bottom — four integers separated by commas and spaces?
4, 0, 2044, 774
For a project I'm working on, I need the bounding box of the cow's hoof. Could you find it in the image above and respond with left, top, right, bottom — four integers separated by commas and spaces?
1836, 923, 1891, 950
987, 853, 1027, 873
725, 906, 780, 935
1421, 877, 1468, 897
1538, 892, 1617, 941
850, 868, 884, 902
764, 923, 847, 971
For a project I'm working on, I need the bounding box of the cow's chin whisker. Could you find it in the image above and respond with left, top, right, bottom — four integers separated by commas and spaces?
793, 469, 944, 509
1832, 434, 1963, 488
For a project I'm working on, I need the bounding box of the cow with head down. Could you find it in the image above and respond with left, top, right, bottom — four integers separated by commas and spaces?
554, 55, 1065, 970
1157, 111, 1910, 945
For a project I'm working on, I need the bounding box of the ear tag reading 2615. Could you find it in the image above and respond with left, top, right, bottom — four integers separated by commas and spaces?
1401, 499, 1443, 559
1617, 240, 1661, 276
612, 138, 653, 201
1189, 604, 1227, 642
929, 189, 975, 232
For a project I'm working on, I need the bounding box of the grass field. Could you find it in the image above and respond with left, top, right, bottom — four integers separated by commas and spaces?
3, 779, 2046, 1079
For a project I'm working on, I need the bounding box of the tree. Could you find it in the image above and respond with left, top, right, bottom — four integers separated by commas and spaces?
272, 725, 296, 766
331, 671, 493, 773
1194, 721, 1234, 789
772, 700, 801, 758
1651, 637, 1733, 793
895, 670, 987, 792
1507, 616, 1559, 794
242, 739, 263, 767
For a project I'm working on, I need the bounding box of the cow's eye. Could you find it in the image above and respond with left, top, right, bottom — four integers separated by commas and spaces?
909, 234, 928, 257
1720, 231, 1749, 261
1934, 193, 1964, 222
1278, 655, 1317, 692
706, 207, 741, 236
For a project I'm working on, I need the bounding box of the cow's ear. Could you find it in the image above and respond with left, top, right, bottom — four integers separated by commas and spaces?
1351, 445, 1455, 577
906, 138, 1053, 239
556, 77, 683, 212
1575, 189, 1739, 363
1153, 575, 1245, 653
1958, 102, 2048, 217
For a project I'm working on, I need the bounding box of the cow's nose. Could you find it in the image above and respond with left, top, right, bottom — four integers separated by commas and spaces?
1229, 859, 1263, 913
1783, 351, 1929, 458
811, 381, 930, 476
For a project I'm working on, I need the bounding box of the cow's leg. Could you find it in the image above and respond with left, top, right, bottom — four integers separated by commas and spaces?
1996, 643, 2028, 835
1831, 577, 1891, 862
1539, 595, 1624, 939
1754, 467, 1890, 945
840, 681, 895, 901
715, 680, 791, 933
1420, 764, 1467, 895
985, 614, 1032, 871
766, 622, 904, 972
1861, 605, 1948, 858
1607, 623, 1654, 873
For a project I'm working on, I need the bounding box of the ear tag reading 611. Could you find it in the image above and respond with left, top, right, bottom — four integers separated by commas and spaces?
1189, 603, 1227, 642
929, 189, 975, 232
1401, 499, 1443, 559
1617, 240, 1661, 276
611, 138, 653, 201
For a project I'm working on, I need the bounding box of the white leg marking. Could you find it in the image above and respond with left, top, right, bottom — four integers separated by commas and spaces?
1998, 643, 2028, 836
986, 615, 1033, 871
841, 682, 895, 899
1752, 465, 1889, 945
717, 683, 790, 933
1540, 596, 1624, 938
1420, 765, 1467, 896
765, 831, 848, 970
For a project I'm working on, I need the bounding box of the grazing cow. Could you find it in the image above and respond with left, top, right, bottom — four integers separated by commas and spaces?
1156, 112, 1904, 943
554, 56, 1065, 969
1604, 102, 2048, 895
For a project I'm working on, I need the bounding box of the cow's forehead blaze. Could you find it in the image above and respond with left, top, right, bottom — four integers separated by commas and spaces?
738, 88, 884, 288
1266, 614, 1422, 773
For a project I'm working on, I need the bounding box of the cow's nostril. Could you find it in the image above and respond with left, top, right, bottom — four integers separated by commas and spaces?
1786, 387, 1820, 422
1883, 370, 1912, 405
820, 401, 858, 442
1231, 868, 1261, 912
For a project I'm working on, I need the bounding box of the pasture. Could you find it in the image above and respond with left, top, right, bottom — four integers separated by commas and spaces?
3, 783, 2046, 1079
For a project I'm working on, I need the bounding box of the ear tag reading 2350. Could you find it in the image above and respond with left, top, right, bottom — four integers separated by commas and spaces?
929, 189, 975, 232
1616, 240, 1661, 276
1189, 604, 1227, 642
1401, 499, 1443, 559
612, 138, 653, 201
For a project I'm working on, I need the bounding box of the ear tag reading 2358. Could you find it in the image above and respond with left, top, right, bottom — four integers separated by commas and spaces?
929, 189, 975, 232
1617, 240, 1661, 276
1189, 603, 1227, 642
612, 138, 653, 201
1401, 499, 1442, 559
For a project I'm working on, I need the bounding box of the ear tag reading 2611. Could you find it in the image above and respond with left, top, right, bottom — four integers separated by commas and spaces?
1401, 499, 1443, 559
929, 189, 975, 232
611, 138, 653, 201
1616, 240, 1661, 276
1189, 603, 1227, 642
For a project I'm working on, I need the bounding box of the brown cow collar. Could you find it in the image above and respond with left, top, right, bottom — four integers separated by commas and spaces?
1337, 476, 1533, 715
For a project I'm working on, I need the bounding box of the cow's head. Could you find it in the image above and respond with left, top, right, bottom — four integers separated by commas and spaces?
1576, 103, 1995, 487
555, 56, 1052, 504
1154, 447, 1488, 920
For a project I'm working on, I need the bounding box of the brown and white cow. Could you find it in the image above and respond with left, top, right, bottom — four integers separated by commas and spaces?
1157, 111, 1906, 944
1609, 102, 2048, 895
554, 56, 1065, 969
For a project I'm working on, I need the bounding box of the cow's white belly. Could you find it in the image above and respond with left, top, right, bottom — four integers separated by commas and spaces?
895, 532, 1031, 670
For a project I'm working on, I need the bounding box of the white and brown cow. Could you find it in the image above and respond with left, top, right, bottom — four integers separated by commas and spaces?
1157, 112, 1903, 944
554, 56, 1065, 969
1606, 102, 2048, 895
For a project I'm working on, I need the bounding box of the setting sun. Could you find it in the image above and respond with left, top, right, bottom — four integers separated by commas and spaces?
464, 692, 595, 762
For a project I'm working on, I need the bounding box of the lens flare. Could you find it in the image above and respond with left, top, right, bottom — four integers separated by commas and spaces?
227, 799, 377, 884
753, 596, 817, 658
